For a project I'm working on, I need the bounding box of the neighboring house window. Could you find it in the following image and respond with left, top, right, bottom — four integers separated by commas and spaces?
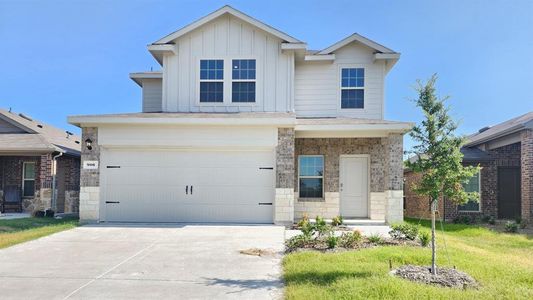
340, 68, 364, 109
22, 162, 36, 197
232, 59, 256, 102
298, 155, 324, 198
199, 59, 224, 102
458, 172, 481, 211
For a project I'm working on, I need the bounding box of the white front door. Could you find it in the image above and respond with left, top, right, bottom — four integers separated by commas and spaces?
340, 156, 369, 218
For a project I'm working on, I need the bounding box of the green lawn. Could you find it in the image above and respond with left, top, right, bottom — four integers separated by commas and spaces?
283, 218, 533, 299
0, 217, 78, 249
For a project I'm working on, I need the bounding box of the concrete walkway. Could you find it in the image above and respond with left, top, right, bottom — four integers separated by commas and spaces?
0, 213, 31, 220
0, 224, 285, 300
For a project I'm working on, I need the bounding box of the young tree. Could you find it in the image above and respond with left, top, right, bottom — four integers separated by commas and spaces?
405, 74, 479, 275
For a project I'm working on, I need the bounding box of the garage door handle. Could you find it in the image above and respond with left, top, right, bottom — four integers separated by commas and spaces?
190, 185, 193, 194
258, 202, 272, 205
106, 201, 120, 204
185, 185, 188, 195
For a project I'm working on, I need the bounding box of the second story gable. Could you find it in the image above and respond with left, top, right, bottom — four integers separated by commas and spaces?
131, 6, 399, 119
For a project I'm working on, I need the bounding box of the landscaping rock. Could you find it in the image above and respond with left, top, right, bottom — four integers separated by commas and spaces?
391, 265, 478, 289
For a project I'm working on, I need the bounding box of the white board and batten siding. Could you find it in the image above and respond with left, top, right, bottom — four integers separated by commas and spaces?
294, 43, 385, 119
162, 14, 294, 113
142, 79, 163, 112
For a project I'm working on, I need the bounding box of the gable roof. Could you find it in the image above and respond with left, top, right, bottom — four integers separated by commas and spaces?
465, 111, 533, 147
152, 5, 304, 45
317, 33, 398, 55
0, 108, 81, 156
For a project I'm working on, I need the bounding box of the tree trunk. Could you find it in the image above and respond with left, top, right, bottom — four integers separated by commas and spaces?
431, 199, 437, 275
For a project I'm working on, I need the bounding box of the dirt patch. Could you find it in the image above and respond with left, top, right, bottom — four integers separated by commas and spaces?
239, 248, 277, 257
391, 265, 478, 289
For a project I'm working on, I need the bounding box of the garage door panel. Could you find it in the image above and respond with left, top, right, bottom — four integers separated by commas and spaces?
101, 149, 274, 223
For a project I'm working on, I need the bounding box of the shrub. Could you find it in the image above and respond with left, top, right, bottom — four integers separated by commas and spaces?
326, 234, 339, 249
515, 217, 522, 225
389, 223, 419, 240
488, 216, 496, 225
418, 231, 430, 247
300, 221, 314, 238
454, 215, 476, 225
519, 219, 528, 229
331, 215, 344, 227
367, 233, 382, 244
297, 214, 310, 228
339, 230, 362, 248
285, 234, 315, 251
314, 216, 331, 237
505, 221, 519, 233
481, 215, 491, 223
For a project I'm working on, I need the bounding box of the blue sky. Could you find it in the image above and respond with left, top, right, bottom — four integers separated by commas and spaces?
1, 0, 532, 150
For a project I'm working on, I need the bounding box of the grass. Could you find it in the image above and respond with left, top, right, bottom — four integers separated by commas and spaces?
0, 217, 78, 249
283, 218, 533, 299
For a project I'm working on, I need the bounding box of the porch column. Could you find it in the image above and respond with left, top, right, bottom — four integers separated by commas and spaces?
38, 154, 53, 210
79, 127, 100, 224
384, 133, 404, 223
521, 129, 533, 222
274, 128, 295, 225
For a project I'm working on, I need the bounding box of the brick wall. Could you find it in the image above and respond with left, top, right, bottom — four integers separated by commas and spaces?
294, 135, 404, 222
522, 129, 533, 221
404, 142, 522, 221
79, 127, 100, 223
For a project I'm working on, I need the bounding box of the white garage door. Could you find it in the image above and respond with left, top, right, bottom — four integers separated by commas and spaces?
100, 149, 275, 223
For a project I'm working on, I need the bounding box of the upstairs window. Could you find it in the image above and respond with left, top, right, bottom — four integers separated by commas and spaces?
341, 68, 364, 109
298, 155, 324, 198
458, 172, 481, 212
199, 60, 224, 103
232, 59, 256, 103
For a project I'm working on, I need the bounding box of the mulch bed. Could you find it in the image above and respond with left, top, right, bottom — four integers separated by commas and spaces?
391, 265, 478, 289
286, 238, 420, 253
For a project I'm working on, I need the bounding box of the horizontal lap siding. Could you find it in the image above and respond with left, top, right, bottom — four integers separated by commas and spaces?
142, 79, 163, 112
295, 43, 384, 119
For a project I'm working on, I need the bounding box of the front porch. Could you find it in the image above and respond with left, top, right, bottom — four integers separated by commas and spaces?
274, 118, 412, 225
0, 155, 52, 213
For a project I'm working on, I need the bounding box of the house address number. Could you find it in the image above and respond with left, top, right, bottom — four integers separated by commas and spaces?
83, 161, 99, 170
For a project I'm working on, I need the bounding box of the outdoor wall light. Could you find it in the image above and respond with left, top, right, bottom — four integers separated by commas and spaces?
85, 138, 93, 150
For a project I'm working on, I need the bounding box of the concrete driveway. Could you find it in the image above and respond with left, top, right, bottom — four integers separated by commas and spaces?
0, 224, 285, 299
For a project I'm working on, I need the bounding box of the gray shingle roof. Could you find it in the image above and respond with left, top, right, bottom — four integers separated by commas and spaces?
0, 108, 81, 156
466, 111, 533, 147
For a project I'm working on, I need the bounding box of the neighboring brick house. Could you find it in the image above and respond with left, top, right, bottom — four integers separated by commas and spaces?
0, 108, 81, 214
404, 112, 533, 222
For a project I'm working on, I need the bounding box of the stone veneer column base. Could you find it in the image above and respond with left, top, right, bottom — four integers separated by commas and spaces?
386, 190, 404, 224
370, 192, 386, 220
79, 187, 100, 224
274, 188, 294, 225
294, 192, 340, 220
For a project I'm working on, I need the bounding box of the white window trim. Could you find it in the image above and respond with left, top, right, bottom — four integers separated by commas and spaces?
231, 59, 257, 104
458, 171, 482, 212
196, 57, 259, 107
338, 65, 366, 111
298, 155, 325, 199
197, 58, 225, 105
22, 161, 36, 198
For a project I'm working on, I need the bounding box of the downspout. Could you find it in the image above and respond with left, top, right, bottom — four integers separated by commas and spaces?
51, 152, 63, 212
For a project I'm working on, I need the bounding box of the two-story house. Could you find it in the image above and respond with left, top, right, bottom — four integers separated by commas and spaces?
68, 6, 412, 225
